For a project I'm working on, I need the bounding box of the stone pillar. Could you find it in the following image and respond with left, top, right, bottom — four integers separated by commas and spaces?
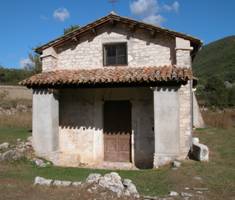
41, 47, 58, 71
153, 87, 180, 168
176, 37, 194, 158
32, 89, 59, 157
175, 37, 193, 68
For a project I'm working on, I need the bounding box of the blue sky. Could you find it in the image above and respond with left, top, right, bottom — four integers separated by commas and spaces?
0, 0, 234, 68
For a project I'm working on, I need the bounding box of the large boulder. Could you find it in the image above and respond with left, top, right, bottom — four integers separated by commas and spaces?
86, 173, 102, 184
123, 178, 139, 198
98, 172, 124, 197
191, 139, 209, 161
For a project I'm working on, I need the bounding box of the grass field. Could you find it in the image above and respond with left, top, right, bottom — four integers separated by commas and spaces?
0, 126, 234, 199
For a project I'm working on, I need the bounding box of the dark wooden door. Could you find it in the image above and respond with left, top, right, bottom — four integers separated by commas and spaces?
104, 101, 131, 162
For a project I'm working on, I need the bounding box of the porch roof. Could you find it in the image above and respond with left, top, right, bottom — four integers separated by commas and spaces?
19, 65, 196, 88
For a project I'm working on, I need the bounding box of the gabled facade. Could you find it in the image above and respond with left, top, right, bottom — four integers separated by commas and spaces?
20, 13, 202, 169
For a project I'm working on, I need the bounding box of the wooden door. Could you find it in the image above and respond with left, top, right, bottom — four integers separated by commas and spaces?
104, 101, 131, 162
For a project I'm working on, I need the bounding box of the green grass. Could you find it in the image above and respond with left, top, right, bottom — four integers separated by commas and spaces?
0, 127, 235, 198
0, 127, 31, 144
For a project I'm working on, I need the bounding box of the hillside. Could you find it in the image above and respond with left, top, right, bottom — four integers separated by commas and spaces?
193, 36, 235, 107
193, 35, 235, 84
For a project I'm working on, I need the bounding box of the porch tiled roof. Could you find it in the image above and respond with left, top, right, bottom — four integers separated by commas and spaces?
19, 65, 195, 88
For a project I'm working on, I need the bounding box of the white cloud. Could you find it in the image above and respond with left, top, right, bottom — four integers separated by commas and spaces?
20, 58, 34, 68
53, 8, 70, 22
130, 0, 159, 16
163, 1, 179, 12
130, 0, 180, 25
143, 14, 165, 25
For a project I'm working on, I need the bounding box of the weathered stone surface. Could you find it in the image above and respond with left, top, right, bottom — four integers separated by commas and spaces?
33, 158, 47, 167
86, 173, 102, 184
169, 191, 179, 196
181, 192, 193, 197
192, 137, 199, 144
98, 172, 124, 197
53, 180, 71, 186
71, 181, 82, 187
34, 176, 53, 186
123, 178, 139, 198
191, 143, 209, 161
0, 142, 9, 150
1, 149, 24, 161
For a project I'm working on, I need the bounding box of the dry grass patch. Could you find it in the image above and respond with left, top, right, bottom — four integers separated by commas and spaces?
202, 109, 235, 128
0, 112, 32, 129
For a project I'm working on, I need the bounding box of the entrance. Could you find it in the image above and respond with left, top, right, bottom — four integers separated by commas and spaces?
103, 101, 131, 162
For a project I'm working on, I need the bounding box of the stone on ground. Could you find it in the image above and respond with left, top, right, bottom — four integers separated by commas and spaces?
33, 158, 48, 167
123, 178, 139, 198
72, 181, 82, 187
86, 173, 102, 184
172, 160, 181, 168
0, 142, 9, 150
169, 191, 179, 196
191, 142, 209, 161
98, 172, 124, 197
34, 176, 53, 186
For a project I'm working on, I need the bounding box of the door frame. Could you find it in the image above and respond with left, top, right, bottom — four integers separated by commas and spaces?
103, 100, 132, 163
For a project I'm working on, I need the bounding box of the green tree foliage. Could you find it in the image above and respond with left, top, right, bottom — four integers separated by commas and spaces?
0, 66, 34, 85
64, 25, 80, 35
193, 36, 235, 108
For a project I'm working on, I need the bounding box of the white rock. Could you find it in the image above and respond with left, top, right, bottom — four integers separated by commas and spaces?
191, 143, 209, 161
125, 182, 139, 198
169, 191, 179, 196
192, 137, 199, 144
60, 181, 72, 186
53, 180, 62, 186
98, 172, 124, 197
1, 149, 23, 161
72, 181, 82, 187
123, 178, 132, 186
86, 173, 101, 184
172, 160, 181, 168
27, 136, 33, 142
181, 192, 193, 197
34, 176, 53, 186
0, 142, 9, 150
34, 158, 47, 167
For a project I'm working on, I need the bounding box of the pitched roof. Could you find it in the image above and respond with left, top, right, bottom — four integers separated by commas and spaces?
19, 65, 195, 88
35, 13, 202, 54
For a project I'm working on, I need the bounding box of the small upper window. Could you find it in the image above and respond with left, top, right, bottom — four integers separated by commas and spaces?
103, 43, 127, 66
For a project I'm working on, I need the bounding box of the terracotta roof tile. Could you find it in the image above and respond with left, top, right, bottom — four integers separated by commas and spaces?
19, 66, 195, 88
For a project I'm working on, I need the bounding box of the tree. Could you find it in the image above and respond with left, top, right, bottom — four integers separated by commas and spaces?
28, 52, 42, 73
204, 76, 229, 108
64, 25, 80, 35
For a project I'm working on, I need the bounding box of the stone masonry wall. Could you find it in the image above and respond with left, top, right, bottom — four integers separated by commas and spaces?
41, 24, 175, 70
176, 37, 193, 159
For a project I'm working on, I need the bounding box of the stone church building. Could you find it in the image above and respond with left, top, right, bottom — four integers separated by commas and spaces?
20, 13, 202, 169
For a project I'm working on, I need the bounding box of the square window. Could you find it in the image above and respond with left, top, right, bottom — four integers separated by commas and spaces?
103, 43, 127, 66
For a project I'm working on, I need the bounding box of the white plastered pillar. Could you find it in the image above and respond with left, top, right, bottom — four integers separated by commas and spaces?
32, 89, 59, 158
153, 87, 180, 168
